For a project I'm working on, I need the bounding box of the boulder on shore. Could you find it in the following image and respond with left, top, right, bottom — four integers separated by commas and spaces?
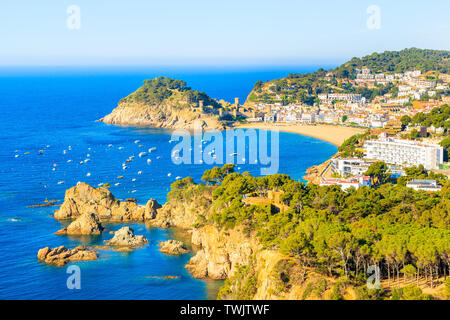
55, 212, 103, 235
158, 240, 189, 255
37, 246, 98, 267
105, 226, 148, 247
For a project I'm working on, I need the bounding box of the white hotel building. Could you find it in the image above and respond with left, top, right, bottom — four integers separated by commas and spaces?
363, 138, 444, 170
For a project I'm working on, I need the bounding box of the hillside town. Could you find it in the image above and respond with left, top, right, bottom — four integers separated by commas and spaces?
242, 68, 450, 130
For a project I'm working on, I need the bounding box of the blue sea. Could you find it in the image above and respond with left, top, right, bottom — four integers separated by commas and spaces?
0, 66, 337, 299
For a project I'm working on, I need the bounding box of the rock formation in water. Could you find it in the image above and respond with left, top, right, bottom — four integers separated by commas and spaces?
55, 212, 103, 235
37, 246, 98, 266
105, 226, 148, 247
99, 77, 225, 130
54, 182, 160, 222
158, 240, 189, 255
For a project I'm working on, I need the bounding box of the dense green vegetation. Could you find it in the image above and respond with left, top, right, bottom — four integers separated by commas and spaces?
120, 76, 220, 108
337, 131, 372, 158
170, 165, 450, 298
335, 48, 450, 75
401, 104, 450, 132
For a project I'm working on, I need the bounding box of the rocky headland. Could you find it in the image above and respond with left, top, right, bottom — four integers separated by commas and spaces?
99, 77, 225, 130
50, 178, 358, 299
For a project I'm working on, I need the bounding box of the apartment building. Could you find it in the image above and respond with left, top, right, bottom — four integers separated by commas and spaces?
363, 138, 444, 170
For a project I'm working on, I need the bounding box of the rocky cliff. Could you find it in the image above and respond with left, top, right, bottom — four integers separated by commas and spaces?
99, 77, 225, 130
152, 189, 351, 300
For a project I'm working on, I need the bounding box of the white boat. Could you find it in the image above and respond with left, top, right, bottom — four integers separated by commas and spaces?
138, 171, 142, 175
147, 159, 152, 164
63, 150, 67, 154
132, 178, 136, 182
57, 181, 65, 185
139, 152, 147, 158
67, 160, 72, 163
134, 140, 140, 144
108, 144, 113, 147
86, 172, 91, 177
131, 190, 137, 193
14, 155, 19, 158
118, 147, 124, 150
176, 176, 182, 180
80, 161, 84, 164
167, 173, 172, 177
114, 183, 120, 186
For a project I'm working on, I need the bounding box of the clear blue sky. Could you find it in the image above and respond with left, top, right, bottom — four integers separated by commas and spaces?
0, 0, 449, 66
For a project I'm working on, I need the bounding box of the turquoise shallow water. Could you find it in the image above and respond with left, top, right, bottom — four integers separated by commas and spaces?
0, 68, 336, 299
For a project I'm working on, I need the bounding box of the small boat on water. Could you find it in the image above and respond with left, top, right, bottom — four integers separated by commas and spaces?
176, 176, 182, 180
139, 152, 147, 158
117, 176, 124, 179
63, 150, 67, 154
114, 183, 120, 186
67, 160, 72, 163
118, 147, 124, 150
57, 181, 65, 185
86, 172, 91, 177
147, 159, 152, 164
80, 161, 84, 164
132, 178, 136, 182
148, 147, 157, 152
134, 140, 140, 144
167, 173, 172, 177
138, 171, 142, 175
108, 144, 113, 147
14, 155, 19, 158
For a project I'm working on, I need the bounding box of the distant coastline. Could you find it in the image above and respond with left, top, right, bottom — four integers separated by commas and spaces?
233, 123, 364, 146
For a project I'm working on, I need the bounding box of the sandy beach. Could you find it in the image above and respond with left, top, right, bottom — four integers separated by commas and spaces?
234, 123, 365, 146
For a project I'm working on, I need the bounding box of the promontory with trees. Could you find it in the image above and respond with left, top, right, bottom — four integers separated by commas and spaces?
161, 164, 450, 300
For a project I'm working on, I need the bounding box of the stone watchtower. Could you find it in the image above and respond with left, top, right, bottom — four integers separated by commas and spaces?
198, 100, 205, 112
234, 97, 240, 106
